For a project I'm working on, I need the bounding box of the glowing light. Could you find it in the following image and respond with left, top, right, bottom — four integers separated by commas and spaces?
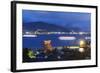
85, 37, 91, 40
27, 51, 36, 59
80, 40, 85, 44
79, 32, 84, 35
79, 48, 84, 53
36, 51, 40, 55
79, 40, 87, 48
68, 46, 80, 49
23, 35, 37, 37
79, 40, 86, 47
59, 36, 76, 40
25, 31, 31, 34
44, 40, 51, 45
57, 56, 61, 59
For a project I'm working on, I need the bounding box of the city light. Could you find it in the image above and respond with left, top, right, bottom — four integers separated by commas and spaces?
68, 46, 79, 49
79, 40, 86, 48
59, 36, 76, 40
79, 48, 84, 53
23, 35, 37, 37
80, 40, 85, 45
27, 50, 36, 59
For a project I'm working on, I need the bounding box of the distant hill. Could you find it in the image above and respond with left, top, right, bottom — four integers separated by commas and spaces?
23, 21, 81, 32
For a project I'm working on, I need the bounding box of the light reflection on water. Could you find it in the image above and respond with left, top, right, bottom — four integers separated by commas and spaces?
23, 34, 90, 49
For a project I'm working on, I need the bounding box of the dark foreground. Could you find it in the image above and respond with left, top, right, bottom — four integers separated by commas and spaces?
23, 46, 91, 63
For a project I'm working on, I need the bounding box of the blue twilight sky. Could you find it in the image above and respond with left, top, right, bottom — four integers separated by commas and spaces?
22, 10, 91, 32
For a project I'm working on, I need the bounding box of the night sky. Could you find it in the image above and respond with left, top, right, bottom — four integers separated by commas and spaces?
22, 10, 91, 32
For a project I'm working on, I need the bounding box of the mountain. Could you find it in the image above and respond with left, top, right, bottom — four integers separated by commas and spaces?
23, 21, 81, 32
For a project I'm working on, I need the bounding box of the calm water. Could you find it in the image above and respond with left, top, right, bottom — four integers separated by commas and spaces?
23, 34, 90, 49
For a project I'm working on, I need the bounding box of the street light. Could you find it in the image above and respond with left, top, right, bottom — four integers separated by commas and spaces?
79, 40, 86, 48
79, 40, 86, 53
79, 48, 84, 53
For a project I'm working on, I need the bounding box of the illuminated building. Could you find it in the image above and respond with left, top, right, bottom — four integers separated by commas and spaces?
43, 40, 53, 53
